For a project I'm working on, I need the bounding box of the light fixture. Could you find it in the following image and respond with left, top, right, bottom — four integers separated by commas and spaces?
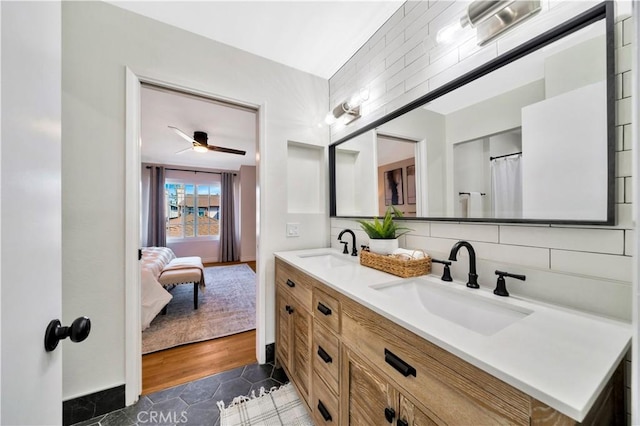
325, 87, 369, 126
437, 0, 541, 46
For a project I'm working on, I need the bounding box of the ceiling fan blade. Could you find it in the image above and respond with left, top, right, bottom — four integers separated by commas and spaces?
168, 125, 195, 144
207, 145, 246, 156
174, 147, 193, 155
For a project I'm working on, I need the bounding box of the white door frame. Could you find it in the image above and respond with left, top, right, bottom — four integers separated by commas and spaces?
124, 68, 265, 405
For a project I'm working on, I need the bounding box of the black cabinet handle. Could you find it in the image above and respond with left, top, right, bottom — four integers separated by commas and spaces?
317, 346, 332, 364
317, 401, 332, 422
285, 305, 294, 315
286, 279, 296, 288
384, 349, 416, 377
317, 302, 332, 316
397, 419, 408, 426
384, 407, 396, 423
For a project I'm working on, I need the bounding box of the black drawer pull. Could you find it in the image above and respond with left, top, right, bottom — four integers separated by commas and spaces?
286, 279, 296, 288
317, 346, 332, 364
384, 349, 416, 377
285, 305, 294, 315
384, 407, 395, 423
317, 400, 332, 422
397, 419, 408, 426
317, 302, 332, 316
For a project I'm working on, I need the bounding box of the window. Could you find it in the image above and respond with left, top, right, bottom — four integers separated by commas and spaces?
165, 182, 220, 239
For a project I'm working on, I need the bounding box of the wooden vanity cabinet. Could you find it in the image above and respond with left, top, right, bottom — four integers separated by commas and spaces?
344, 347, 438, 426
275, 259, 313, 405
274, 259, 625, 426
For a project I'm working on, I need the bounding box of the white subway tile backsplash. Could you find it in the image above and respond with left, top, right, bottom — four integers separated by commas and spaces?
406, 221, 430, 237
615, 20, 624, 49
625, 230, 635, 256
499, 226, 624, 254
473, 241, 550, 269
616, 150, 632, 177
616, 44, 632, 74
551, 250, 632, 282
429, 42, 498, 90
616, 97, 632, 126
430, 222, 499, 242
622, 17, 634, 46
615, 73, 623, 100
625, 177, 632, 203
622, 71, 632, 98
623, 124, 632, 151
616, 177, 625, 203
616, 125, 624, 151
616, 203, 633, 230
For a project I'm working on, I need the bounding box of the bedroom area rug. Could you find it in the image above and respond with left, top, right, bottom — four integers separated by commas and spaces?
218, 383, 313, 426
142, 263, 256, 354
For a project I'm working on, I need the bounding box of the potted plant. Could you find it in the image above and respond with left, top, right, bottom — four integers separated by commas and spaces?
356, 206, 412, 255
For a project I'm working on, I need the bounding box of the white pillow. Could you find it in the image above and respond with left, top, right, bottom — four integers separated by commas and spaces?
141, 268, 172, 331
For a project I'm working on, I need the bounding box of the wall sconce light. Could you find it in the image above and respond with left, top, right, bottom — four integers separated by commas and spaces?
325, 88, 370, 126
437, 0, 541, 46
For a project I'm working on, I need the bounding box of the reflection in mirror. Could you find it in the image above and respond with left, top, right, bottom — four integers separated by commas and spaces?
332, 13, 610, 223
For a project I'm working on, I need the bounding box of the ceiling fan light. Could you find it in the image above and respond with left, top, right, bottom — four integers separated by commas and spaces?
193, 145, 208, 153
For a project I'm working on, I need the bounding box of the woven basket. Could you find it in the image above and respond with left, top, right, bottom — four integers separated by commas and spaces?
360, 249, 431, 278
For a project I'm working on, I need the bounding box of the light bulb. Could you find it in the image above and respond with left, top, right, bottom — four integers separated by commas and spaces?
324, 112, 337, 125
193, 145, 208, 153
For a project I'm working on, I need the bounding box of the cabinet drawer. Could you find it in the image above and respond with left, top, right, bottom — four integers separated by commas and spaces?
313, 322, 340, 394
312, 371, 339, 425
341, 301, 530, 425
276, 258, 312, 308
313, 288, 341, 333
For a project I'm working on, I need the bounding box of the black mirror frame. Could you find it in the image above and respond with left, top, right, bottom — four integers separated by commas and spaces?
329, 1, 614, 226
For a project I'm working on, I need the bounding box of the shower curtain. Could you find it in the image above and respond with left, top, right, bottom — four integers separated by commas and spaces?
491, 155, 522, 218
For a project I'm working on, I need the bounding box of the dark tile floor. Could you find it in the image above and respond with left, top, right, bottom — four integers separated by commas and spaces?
72, 362, 288, 426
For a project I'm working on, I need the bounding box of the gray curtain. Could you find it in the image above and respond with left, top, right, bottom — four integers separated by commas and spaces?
219, 172, 238, 262
147, 166, 166, 247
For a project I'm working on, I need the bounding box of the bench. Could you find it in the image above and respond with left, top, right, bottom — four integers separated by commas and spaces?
141, 248, 205, 311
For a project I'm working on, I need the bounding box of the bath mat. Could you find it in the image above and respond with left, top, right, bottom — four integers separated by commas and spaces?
218, 383, 313, 426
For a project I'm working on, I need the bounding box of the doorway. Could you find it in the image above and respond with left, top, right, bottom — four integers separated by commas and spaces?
125, 70, 264, 404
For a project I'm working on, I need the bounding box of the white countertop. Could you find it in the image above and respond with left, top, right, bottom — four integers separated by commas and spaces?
274, 247, 632, 422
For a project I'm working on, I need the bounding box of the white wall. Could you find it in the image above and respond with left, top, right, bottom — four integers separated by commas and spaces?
62, 1, 328, 401
335, 131, 378, 216
330, 1, 633, 321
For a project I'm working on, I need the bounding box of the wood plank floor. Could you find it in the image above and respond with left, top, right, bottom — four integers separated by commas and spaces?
142, 260, 258, 395
142, 330, 257, 395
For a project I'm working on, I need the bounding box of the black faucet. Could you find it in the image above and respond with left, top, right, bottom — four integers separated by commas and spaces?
448, 240, 479, 289
338, 229, 358, 256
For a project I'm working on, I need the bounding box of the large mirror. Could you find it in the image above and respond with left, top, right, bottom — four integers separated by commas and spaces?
331, 2, 614, 225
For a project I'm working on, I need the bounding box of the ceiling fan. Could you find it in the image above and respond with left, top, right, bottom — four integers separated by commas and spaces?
168, 126, 246, 156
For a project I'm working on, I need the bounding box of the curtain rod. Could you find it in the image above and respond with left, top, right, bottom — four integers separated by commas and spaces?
459, 192, 486, 196
490, 151, 522, 161
145, 166, 236, 176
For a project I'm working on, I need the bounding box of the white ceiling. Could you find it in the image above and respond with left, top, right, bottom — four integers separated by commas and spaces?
141, 85, 258, 170
120, 1, 403, 170
107, 1, 404, 79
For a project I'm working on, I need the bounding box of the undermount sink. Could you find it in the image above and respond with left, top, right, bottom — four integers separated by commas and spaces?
297, 253, 354, 268
371, 279, 532, 336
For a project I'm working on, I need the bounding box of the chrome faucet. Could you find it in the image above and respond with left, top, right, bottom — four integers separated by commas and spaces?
338, 229, 358, 256
448, 240, 479, 289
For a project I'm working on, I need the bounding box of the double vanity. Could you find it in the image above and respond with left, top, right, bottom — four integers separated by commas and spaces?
275, 247, 631, 425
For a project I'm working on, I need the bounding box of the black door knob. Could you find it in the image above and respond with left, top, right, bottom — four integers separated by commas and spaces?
44, 316, 91, 352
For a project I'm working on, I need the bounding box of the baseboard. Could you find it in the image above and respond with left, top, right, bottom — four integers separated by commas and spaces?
241, 255, 256, 262
63, 384, 125, 426
265, 343, 275, 363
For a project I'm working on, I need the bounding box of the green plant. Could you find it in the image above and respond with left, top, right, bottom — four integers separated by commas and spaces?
356, 206, 412, 239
